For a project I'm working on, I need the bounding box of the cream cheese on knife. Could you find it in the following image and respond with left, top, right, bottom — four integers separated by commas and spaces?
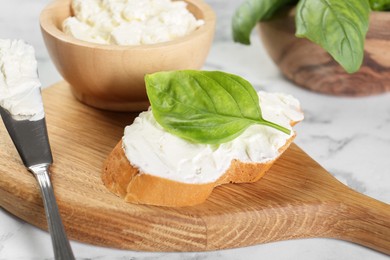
0, 39, 44, 121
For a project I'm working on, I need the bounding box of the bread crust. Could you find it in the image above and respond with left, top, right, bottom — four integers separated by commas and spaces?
102, 134, 296, 207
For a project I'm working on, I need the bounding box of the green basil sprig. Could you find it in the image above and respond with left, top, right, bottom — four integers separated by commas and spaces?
232, 0, 374, 73
232, 0, 297, 44
145, 70, 290, 145
296, 0, 370, 73
370, 0, 390, 11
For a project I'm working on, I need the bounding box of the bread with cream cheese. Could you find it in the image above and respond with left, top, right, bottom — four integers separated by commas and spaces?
102, 132, 296, 207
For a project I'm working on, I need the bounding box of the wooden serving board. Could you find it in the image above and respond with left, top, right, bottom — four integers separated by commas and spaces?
0, 82, 389, 254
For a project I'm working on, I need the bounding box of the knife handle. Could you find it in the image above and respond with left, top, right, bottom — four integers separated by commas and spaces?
30, 164, 75, 260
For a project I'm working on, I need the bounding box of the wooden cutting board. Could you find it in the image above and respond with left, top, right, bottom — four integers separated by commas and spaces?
0, 82, 389, 254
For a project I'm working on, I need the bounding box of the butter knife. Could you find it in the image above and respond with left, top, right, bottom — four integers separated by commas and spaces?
0, 106, 75, 260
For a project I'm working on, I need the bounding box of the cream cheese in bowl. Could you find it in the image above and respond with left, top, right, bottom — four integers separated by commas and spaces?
62, 0, 205, 45
0, 39, 44, 121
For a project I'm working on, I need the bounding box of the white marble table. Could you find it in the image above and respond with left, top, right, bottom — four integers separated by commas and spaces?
1, 1, 389, 259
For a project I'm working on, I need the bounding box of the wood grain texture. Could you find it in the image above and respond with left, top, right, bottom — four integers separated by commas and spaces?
258, 8, 390, 96
0, 82, 389, 253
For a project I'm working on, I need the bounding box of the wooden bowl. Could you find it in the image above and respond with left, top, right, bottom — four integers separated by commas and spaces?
258, 7, 390, 96
40, 0, 216, 111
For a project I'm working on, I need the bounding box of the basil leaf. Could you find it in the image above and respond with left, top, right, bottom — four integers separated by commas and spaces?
145, 71, 290, 144
295, 0, 370, 73
370, 0, 390, 10
232, 0, 297, 44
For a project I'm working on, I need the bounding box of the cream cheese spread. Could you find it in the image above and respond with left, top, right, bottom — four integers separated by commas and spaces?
62, 0, 205, 46
0, 39, 44, 121
122, 91, 304, 184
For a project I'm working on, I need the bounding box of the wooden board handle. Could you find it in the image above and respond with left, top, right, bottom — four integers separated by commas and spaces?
1, 83, 388, 252
333, 189, 390, 255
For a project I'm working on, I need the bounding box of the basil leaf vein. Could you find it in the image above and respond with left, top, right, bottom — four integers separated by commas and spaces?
295, 0, 370, 73
145, 70, 290, 145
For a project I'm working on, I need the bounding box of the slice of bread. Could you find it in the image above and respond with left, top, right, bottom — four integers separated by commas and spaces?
102, 130, 296, 207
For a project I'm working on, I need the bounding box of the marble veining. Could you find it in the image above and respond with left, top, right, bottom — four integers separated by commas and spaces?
331, 169, 367, 193
1, 0, 389, 259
